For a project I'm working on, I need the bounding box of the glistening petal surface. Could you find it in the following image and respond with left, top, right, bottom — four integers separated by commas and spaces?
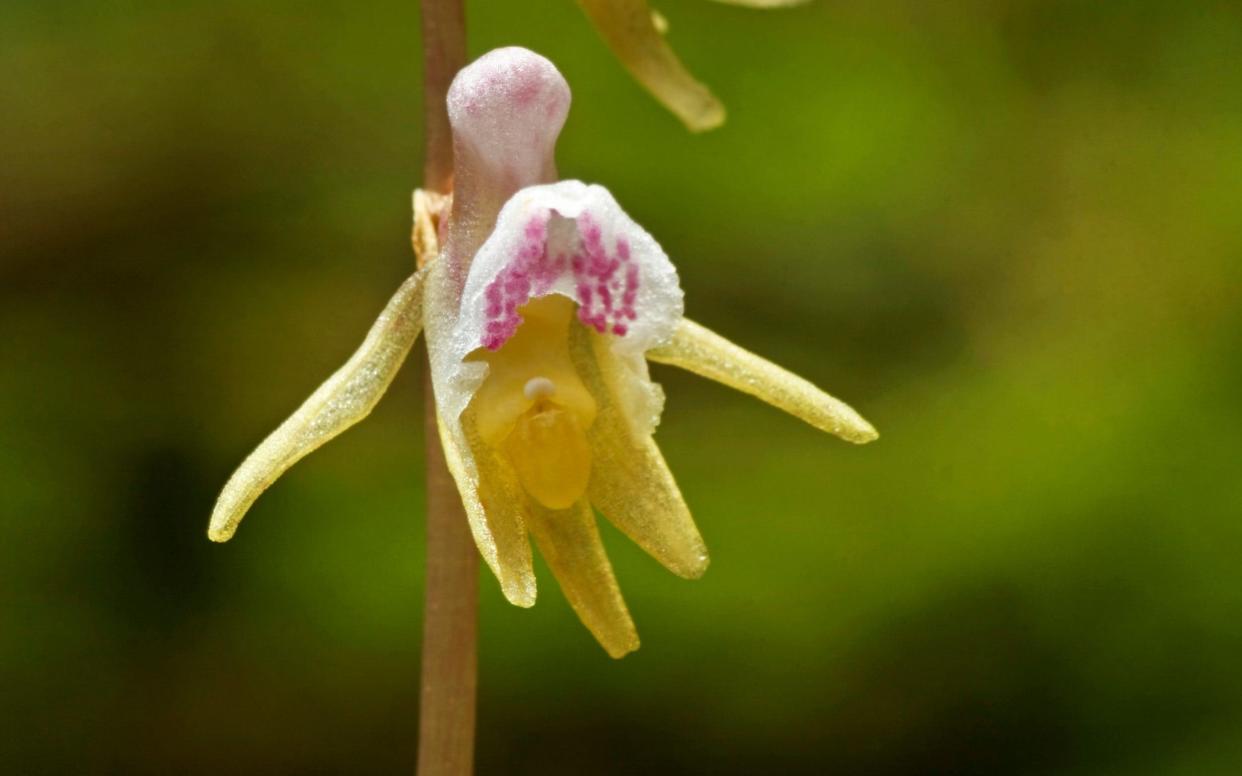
461, 404, 537, 606
570, 323, 708, 579
208, 267, 428, 542
525, 498, 640, 658
647, 318, 878, 444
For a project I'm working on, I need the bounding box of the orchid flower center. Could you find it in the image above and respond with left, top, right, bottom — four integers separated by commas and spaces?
470, 294, 597, 510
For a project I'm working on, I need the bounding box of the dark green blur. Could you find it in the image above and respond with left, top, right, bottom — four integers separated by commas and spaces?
4, 1, 1241, 773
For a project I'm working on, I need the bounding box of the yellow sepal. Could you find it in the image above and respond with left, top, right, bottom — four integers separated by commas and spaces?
439, 405, 539, 607
525, 498, 640, 658
207, 267, 428, 542
571, 324, 709, 579
576, 0, 725, 132
647, 318, 878, 444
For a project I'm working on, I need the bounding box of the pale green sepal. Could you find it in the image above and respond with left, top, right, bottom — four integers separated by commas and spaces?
647, 318, 878, 444
207, 267, 429, 542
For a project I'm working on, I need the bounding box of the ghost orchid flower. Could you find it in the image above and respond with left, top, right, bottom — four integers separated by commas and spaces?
207, 47, 875, 658
576, 0, 809, 132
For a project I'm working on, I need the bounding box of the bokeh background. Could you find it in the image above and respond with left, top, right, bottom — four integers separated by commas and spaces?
4, 1, 1242, 773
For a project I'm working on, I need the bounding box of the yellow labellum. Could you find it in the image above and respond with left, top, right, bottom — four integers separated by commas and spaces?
504, 402, 592, 510
470, 295, 597, 444
470, 295, 599, 509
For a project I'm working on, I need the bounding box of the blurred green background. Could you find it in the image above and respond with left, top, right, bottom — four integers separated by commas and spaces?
4, 1, 1242, 773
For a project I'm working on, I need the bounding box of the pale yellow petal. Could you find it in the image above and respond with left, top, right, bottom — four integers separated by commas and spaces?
576, 0, 725, 132
570, 325, 708, 579
459, 406, 537, 607
423, 256, 540, 608
647, 318, 879, 444
207, 268, 428, 542
589, 428, 708, 580
525, 498, 639, 658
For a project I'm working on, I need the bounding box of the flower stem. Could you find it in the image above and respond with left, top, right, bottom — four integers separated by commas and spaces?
420, 0, 466, 194
416, 1, 473, 775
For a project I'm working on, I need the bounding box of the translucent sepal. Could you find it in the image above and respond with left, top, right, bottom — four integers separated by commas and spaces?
571, 323, 708, 579
647, 318, 879, 444
524, 499, 640, 658
459, 406, 537, 607
208, 267, 428, 541
576, 0, 725, 132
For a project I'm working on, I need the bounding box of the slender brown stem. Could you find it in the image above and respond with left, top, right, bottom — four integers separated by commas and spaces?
420, 0, 466, 193
416, 2, 473, 775
417, 367, 477, 776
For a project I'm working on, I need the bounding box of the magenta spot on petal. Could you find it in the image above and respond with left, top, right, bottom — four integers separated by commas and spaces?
481, 208, 650, 345
481, 213, 558, 349
563, 212, 647, 338
583, 221, 601, 246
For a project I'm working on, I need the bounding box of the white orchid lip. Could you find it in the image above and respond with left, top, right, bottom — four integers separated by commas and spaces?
480, 210, 641, 349
430, 180, 683, 446
465, 180, 682, 353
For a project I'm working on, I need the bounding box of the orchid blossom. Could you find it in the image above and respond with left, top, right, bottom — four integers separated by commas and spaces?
577, 0, 809, 131
208, 47, 875, 658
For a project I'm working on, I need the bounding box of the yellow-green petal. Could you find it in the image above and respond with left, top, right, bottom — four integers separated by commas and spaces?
576, 0, 725, 132
572, 325, 708, 579
207, 267, 428, 542
588, 425, 708, 580
525, 499, 639, 658
647, 318, 878, 444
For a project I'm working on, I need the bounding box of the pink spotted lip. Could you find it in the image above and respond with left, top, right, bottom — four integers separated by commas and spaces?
481, 210, 642, 351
